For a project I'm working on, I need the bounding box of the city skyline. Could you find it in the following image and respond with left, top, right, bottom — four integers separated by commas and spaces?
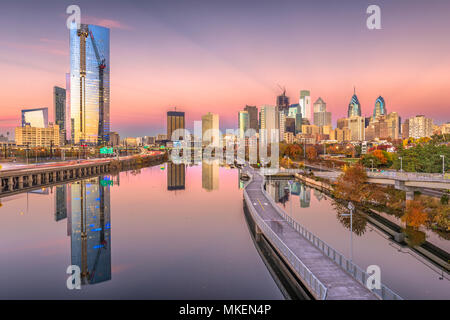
1, 0, 450, 138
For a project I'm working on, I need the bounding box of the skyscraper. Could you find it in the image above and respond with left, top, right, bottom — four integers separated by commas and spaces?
298, 90, 311, 122
21, 108, 48, 128
276, 88, 290, 115
279, 111, 286, 141
54, 86, 66, 145
202, 112, 220, 147
260, 105, 279, 144
408, 115, 434, 138
167, 110, 185, 141
70, 24, 110, 145
348, 116, 365, 141
167, 162, 186, 191
202, 160, 219, 191
348, 88, 362, 117
313, 97, 332, 127
244, 105, 258, 133
238, 111, 249, 139
373, 96, 386, 119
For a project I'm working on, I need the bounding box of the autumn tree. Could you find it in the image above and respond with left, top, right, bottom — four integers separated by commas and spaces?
306, 146, 318, 161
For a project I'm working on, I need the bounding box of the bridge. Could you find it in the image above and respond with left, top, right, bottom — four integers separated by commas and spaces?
310, 170, 449, 199
242, 164, 402, 300
0, 152, 165, 198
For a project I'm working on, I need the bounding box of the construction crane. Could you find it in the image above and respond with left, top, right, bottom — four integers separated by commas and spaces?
89, 30, 107, 145
77, 26, 89, 143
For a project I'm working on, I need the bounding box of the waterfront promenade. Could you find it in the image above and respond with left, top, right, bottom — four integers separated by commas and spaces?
242, 164, 402, 300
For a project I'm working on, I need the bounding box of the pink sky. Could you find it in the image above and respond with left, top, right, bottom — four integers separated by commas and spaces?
1, 0, 449, 138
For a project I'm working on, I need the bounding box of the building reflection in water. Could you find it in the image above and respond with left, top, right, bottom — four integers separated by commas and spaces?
54, 185, 68, 221
59, 176, 112, 285
167, 162, 186, 191
299, 184, 311, 208
314, 189, 324, 202
266, 181, 290, 204
202, 160, 219, 191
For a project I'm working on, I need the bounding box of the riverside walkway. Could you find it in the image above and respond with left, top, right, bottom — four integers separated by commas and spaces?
242, 164, 402, 300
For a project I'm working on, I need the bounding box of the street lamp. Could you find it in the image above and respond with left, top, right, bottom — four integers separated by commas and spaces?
399, 156, 403, 172
370, 159, 374, 172
440, 155, 445, 175
341, 202, 354, 262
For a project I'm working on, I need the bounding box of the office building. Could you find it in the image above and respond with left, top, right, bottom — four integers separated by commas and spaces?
279, 111, 286, 141
373, 96, 387, 119
167, 110, 185, 141
21, 108, 48, 128
54, 86, 66, 145
337, 118, 348, 129
70, 24, 110, 145
295, 113, 302, 134
238, 111, 249, 139
313, 97, 332, 127
109, 132, 120, 146
408, 115, 434, 139
244, 105, 258, 133
347, 88, 362, 117
260, 105, 279, 144
202, 112, 220, 147
285, 117, 296, 133
348, 116, 365, 141
298, 90, 311, 122
15, 124, 60, 147
276, 89, 290, 115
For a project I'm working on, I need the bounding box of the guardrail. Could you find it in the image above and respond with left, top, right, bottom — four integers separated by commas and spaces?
259, 173, 402, 300
367, 171, 449, 182
243, 189, 328, 300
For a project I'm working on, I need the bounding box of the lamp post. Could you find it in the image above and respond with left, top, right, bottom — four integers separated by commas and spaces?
399, 156, 403, 172
370, 159, 374, 172
440, 155, 445, 175
341, 202, 354, 262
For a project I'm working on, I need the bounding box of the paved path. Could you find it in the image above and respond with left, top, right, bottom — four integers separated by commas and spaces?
243, 164, 378, 300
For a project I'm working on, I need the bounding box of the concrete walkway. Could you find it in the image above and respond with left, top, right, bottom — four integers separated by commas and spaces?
243, 164, 378, 300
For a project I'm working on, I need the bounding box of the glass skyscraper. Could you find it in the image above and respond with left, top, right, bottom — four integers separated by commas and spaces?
347, 89, 362, 117
70, 24, 110, 145
54, 86, 66, 143
373, 96, 386, 119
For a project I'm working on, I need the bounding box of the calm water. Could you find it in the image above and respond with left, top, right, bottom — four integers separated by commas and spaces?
0, 163, 284, 299
266, 180, 450, 300
1, 163, 449, 300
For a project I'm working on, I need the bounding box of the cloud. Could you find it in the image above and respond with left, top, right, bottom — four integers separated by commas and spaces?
83, 16, 133, 30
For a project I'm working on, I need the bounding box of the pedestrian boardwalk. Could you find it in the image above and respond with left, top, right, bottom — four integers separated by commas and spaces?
243, 164, 381, 300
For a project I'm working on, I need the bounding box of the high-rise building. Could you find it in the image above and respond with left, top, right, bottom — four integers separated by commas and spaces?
54, 86, 66, 145
276, 88, 290, 115
408, 115, 434, 139
167, 110, 185, 141
202, 112, 220, 147
337, 117, 348, 129
21, 108, 48, 128
373, 96, 387, 119
347, 88, 362, 117
55, 185, 68, 222
109, 132, 120, 146
348, 116, 365, 141
15, 124, 60, 147
295, 113, 302, 134
238, 111, 249, 139
244, 105, 258, 133
288, 104, 299, 118
70, 24, 110, 145
402, 119, 410, 139
313, 97, 332, 127
285, 117, 296, 133
386, 112, 400, 140
279, 111, 286, 141
260, 105, 279, 144
65, 73, 72, 143
298, 90, 311, 122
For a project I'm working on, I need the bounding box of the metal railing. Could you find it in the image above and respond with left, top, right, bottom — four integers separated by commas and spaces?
258, 173, 403, 300
243, 189, 328, 300
367, 171, 449, 182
